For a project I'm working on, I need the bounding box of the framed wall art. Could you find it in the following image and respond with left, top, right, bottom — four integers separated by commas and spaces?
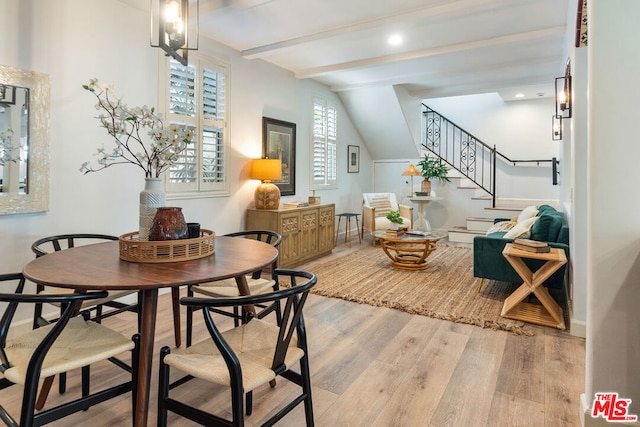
262, 117, 296, 196
347, 145, 360, 173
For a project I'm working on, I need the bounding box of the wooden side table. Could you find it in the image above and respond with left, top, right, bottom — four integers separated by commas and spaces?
501, 243, 567, 329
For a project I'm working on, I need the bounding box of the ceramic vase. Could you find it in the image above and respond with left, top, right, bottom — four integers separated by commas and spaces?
139, 178, 166, 241
149, 207, 188, 241
420, 179, 432, 196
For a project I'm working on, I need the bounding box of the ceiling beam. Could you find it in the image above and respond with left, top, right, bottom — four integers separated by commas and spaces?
199, 0, 275, 14
240, 0, 522, 59
329, 56, 561, 93
408, 75, 557, 100
295, 26, 566, 79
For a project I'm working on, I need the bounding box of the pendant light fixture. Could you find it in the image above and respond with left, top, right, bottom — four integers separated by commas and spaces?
150, 0, 199, 66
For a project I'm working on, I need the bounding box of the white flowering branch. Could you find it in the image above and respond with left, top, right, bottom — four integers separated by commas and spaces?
81, 79, 194, 178
0, 129, 20, 166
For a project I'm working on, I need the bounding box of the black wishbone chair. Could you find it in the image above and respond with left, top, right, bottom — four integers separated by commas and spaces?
30, 233, 142, 410
186, 230, 283, 347
30, 234, 140, 329
0, 272, 139, 427
158, 269, 316, 427
31, 233, 183, 410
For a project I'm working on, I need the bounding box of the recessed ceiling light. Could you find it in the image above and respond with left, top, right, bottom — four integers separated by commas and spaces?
388, 34, 403, 46
515, 93, 525, 98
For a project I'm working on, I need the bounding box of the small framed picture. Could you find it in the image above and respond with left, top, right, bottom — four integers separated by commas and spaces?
347, 145, 360, 173
262, 117, 296, 196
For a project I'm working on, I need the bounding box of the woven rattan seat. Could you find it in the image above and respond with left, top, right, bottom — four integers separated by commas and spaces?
4, 317, 135, 385
0, 273, 139, 427
166, 318, 303, 392
190, 276, 275, 298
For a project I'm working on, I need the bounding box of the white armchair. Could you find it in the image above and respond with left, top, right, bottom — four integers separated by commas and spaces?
362, 193, 413, 245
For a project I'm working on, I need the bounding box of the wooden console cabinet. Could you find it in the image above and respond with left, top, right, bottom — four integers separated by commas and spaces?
246, 203, 335, 268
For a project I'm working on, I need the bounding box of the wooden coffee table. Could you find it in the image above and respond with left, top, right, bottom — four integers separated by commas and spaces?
373, 230, 446, 270
501, 243, 567, 329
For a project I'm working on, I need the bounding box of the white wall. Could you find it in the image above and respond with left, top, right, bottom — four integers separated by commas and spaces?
0, 0, 371, 289
583, 1, 640, 424
424, 93, 560, 203
566, 46, 588, 336
425, 93, 559, 158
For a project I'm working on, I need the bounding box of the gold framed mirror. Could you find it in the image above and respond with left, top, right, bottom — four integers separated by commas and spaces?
0, 65, 49, 215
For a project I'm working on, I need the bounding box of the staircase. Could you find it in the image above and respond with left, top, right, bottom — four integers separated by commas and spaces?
421, 105, 558, 243
444, 174, 528, 243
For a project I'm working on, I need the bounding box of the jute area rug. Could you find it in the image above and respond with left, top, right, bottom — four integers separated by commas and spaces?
302, 243, 533, 335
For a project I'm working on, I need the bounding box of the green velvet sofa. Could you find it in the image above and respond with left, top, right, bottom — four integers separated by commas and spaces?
473, 205, 569, 291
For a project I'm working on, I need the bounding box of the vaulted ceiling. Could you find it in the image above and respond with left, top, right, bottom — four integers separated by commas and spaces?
196, 0, 571, 101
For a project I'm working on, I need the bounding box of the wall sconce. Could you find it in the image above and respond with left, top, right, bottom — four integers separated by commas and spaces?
555, 76, 572, 118
552, 115, 563, 141
150, 0, 199, 66
401, 164, 422, 196
250, 158, 282, 209
552, 157, 560, 185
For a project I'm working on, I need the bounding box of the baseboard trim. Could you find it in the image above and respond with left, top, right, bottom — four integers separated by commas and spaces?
570, 318, 586, 338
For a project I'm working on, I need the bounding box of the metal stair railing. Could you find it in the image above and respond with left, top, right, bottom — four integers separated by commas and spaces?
422, 104, 558, 208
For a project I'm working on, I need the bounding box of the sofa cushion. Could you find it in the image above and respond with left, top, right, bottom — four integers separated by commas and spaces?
517, 205, 539, 223
486, 221, 516, 235
537, 204, 557, 215
530, 212, 564, 242
503, 216, 538, 239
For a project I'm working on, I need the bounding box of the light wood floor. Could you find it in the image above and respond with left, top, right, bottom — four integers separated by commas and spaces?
1, 238, 585, 426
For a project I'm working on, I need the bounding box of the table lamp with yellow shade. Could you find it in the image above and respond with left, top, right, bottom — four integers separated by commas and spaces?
401, 163, 422, 197
251, 158, 282, 209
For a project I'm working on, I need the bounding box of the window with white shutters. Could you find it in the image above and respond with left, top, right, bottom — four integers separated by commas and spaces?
161, 54, 229, 195
312, 98, 337, 188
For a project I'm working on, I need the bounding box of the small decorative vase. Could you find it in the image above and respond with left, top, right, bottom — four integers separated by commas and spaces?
390, 222, 399, 231
421, 179, 432, 196
149, 207, 188, 241
139, 178, 166, 241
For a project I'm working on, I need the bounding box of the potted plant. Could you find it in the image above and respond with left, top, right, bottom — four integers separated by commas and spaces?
386, 210, 404, 230
417, 154, 450, 195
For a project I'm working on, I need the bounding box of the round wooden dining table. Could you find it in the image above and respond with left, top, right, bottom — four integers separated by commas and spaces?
22, 236, 278, 427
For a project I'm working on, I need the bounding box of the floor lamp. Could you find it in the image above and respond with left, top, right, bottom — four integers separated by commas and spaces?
402, 164, 422, 197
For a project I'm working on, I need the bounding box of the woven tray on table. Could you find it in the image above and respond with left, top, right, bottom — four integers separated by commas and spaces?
119, 229, 216, 263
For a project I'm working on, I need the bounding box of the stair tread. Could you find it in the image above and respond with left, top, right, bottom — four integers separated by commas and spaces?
449, 226, 485, 235
485, 206, 525, 212
467, 217, 495, 222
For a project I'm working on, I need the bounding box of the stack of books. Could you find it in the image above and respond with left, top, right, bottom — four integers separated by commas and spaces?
386, 229, 406, 237
512, 238, 550, 253
282, 201, 309, 209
